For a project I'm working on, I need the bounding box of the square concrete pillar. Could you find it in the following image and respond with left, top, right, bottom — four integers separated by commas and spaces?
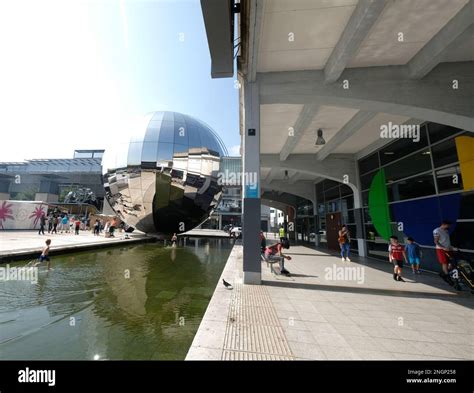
242, 80, 261, 285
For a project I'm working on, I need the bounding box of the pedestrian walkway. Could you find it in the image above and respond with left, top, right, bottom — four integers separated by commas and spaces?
0, 230, 150, 262
186, 244, 474, 360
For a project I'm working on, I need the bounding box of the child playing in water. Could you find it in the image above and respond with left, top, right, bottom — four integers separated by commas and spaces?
35, 239, 52, 270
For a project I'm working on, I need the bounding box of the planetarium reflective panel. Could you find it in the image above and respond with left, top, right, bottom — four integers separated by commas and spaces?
102, 111, 226, 235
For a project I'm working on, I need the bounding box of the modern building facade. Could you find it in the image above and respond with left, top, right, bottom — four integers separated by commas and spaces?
0, 149, 105, 207
200, 0, 474, 283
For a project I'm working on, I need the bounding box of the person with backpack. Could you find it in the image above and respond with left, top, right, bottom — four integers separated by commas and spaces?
264, 237, 291, 276
338, 224, 350, 262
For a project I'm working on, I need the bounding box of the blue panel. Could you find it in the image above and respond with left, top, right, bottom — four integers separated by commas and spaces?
391, 193, 461, 246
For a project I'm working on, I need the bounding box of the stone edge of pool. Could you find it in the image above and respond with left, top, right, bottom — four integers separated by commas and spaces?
185, 242, 243, 360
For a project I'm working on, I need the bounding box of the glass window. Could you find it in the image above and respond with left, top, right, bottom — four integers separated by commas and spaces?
340, 185, 352, 197
379, 124, 428, 165
127, 142, 143, 166
436, 166, 463, 193
174, 122, 189, 146
360, 171, 377, 190
158, 121, 174, 144
358, 152, 379, 174
450, 221, 474, 250
173, 144, 188, 154
324, 186, 340, 201
188, 126, 202, 148
431, 138, 458, 168
427, 123, 462, 144
323, 179, 340, 191
144, 121, 161, 142
157, 143, 174, 161
141, 142, 158, 162
341, 196, 354, 211
459, 193, 474, 219
162, 112, 174, 122
362, 190, 369, 207
384, 149, 432, 182
387, 173, 436, 202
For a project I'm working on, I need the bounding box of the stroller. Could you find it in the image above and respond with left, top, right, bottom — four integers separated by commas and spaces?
444, 250, 474, 293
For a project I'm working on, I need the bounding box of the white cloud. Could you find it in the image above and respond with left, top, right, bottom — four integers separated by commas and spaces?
228, 144, 241, 156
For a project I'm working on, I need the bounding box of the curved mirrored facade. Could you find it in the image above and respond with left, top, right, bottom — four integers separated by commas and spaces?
102, 111, 226, 235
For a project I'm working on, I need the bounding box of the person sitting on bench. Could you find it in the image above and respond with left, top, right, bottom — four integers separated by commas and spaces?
264, 238, 291, 275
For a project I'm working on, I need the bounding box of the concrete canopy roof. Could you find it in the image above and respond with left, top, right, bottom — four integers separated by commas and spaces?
236, 0, 474, 192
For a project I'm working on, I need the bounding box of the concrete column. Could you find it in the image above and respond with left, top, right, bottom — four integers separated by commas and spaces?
242, 80, 261, 285
218, 214, 222, 230
353, 163, 367, 257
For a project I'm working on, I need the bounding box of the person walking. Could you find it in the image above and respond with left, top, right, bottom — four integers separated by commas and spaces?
279, 225, 286, 242
60, 214, 68, 233
338, 224, 351, 262
433, 220, 453, 278
75, 218, 81, 235
47, 214, 53, 233
388, 235, 407, 282
93, 219, 100, 236
52, 215, 58, 234
406, 237, 422, 274
38, 213, 46, 235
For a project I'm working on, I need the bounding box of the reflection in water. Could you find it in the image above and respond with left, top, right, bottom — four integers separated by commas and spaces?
0, 239, 232, 360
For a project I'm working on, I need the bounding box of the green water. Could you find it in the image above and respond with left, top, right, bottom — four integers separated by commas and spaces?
0, 238, 233, 360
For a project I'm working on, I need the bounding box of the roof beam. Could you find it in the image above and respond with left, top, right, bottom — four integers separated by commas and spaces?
247, 0, 265, 82
316, 111, 376, 161
288, 172, 302, 184
324, 0, 388, 83
408, 0, 474, 79
264, 167, 278, 183
258, 62, 474, 131
279, 104, 320, 161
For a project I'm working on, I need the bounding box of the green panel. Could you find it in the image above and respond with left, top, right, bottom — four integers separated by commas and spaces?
368, 169, 392, 241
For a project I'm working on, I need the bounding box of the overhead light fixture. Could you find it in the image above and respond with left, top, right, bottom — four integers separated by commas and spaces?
315, 129, 325, 145
384, 151, 395, 155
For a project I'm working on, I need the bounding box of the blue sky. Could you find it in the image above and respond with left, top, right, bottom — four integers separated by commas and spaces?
0, 0, 240, 161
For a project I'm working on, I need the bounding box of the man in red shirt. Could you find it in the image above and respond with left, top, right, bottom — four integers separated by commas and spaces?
388, 235, 408, 282
264, 239, 291, 275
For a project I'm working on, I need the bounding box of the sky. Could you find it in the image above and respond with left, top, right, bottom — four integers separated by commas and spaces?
0, 0, 240, 162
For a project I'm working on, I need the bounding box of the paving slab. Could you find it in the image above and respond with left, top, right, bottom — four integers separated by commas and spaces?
187, 244, 474, 360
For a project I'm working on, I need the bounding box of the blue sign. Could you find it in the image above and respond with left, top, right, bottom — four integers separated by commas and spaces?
245, 184, 259, 198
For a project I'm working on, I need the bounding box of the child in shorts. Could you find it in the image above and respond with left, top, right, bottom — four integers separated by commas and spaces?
388, 236, 407, 282
406, 237, 421, 274
35, 239, 52, 270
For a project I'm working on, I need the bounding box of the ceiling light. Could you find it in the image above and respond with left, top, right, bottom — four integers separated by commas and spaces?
315, 129, 325, 145
384, 152, 395, 155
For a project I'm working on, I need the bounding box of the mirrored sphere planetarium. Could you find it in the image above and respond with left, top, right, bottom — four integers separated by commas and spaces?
102, 111, 227, 235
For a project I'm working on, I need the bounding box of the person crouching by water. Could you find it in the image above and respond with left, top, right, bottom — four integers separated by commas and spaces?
34, 239, 52, 270
338, 224, 351, 262
171, 233, 178, 247
264, 238, 291, 276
